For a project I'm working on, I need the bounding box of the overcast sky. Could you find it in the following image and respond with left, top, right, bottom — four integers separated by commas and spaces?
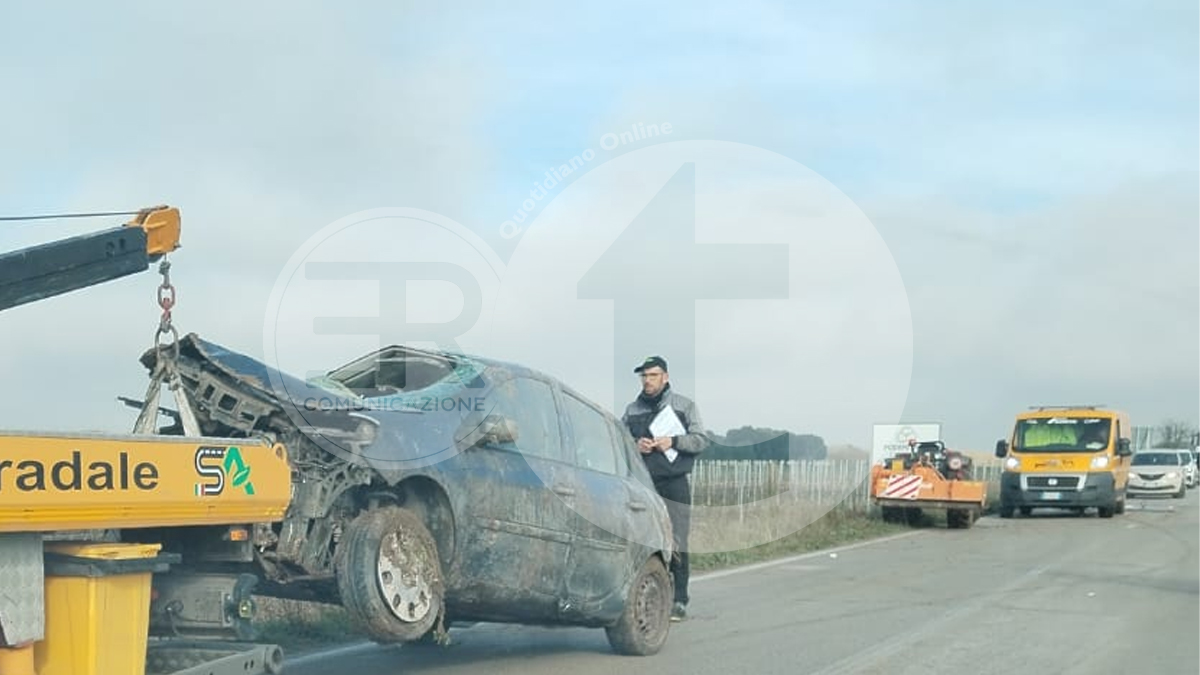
1, 1, 1196, 452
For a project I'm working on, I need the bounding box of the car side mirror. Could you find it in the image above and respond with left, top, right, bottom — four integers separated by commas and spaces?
455, 413, 519, 451
994, 439, 1009, 458
1116, 438, 1132, 457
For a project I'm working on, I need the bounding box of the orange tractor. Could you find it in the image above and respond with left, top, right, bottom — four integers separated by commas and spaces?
869, 439, 986, 528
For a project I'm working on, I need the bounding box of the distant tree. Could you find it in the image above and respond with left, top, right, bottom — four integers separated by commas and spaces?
1156, 419, 1199, 448
703, 426, 826, 461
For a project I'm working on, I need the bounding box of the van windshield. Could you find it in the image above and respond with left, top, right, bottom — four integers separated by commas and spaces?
1015, 417, 1113, 452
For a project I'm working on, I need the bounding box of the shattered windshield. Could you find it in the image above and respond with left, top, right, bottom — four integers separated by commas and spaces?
302, 352, 490, 414
1015, 417, 1113, 452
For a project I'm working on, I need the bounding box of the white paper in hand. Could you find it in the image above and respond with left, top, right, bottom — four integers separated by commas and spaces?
649, 405, 687, 463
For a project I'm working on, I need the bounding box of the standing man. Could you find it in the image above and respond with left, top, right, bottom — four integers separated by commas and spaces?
621, 355, 708, 622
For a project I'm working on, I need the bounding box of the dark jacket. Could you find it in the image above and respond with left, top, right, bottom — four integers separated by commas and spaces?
621, 385, 709, 482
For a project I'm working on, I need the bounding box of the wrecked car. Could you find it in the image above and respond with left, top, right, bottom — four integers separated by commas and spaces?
135, 333, 676, 656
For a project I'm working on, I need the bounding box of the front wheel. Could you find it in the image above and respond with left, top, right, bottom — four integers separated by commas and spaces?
336, 506, 445, 643
606, 556, 673, 656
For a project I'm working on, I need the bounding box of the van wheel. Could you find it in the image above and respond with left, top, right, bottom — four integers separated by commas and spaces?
1098, 504, 1115, 518
336, 506, 444, 643
999, 504, 1014, 519
1019, 506, 1032, 516
606, 556, 672, 656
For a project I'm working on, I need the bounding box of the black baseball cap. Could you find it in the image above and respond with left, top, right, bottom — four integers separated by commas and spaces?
634, 355, 668, 373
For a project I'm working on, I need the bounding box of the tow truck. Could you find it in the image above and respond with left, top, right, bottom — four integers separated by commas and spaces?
0, 207, 292, 675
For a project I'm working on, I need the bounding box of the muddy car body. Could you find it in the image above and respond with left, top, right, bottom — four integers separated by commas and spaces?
138, 334, 676, 655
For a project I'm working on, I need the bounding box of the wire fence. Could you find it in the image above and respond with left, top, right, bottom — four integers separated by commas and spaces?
690, 459, 1005, 514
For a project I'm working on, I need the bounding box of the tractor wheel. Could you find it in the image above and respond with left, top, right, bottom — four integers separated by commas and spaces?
904, 508, 923, 526
947, 509, 976, 529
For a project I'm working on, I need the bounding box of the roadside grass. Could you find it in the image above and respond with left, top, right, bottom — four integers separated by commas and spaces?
689, 503, 908, 572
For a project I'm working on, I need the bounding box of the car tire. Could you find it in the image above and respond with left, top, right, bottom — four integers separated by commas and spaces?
1174, 485, 1186, 499
605, 555, 672, 656
336, 506, 444, 644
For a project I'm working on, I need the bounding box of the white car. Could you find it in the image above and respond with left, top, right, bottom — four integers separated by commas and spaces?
1175, 450, 1197, 488
1127, 450, 1187, 499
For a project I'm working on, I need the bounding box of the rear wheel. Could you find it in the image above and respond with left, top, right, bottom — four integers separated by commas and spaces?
336, 506, 445, 643
606, 556, 672, 656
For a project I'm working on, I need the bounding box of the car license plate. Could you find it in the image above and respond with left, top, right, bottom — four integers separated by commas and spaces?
1042, 492, 1062, 500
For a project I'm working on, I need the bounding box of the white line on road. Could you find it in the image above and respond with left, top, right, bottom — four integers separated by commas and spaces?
692, 530, 926, 583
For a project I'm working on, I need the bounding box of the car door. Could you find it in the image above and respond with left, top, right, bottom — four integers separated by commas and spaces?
558, 391, 642, 613
453, 373, 576, 619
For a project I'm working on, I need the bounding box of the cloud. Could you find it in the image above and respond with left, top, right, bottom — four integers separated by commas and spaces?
864, 171, 1199, 450
0, 2, 502, 433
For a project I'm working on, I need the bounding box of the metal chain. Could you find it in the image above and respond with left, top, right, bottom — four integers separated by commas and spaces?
134, 256, 201, 436
155, 259, 180, 358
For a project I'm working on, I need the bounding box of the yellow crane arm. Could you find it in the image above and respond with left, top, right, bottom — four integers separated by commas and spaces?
0, 205, 181, 312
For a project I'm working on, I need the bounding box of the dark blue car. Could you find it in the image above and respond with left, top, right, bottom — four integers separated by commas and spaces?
140, 333, 676, 656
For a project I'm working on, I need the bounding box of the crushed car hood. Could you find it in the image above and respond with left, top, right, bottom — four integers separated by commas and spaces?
140, 333, 498, 480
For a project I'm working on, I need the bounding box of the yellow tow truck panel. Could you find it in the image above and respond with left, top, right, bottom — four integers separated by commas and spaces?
0, 432, 291, 533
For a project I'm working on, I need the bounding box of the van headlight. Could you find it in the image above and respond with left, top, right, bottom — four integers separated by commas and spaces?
1004, 457, 1020, 471
1091, 456, 1110, 469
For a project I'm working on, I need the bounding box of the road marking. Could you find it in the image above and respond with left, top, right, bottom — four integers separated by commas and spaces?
692, 530, 925, 583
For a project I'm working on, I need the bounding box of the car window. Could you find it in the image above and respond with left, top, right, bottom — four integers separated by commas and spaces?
563, 394, 619, 474
488, 376, 567, 463
1131, 453, 1180, 466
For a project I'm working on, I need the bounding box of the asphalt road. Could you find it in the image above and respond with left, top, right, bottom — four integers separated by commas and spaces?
289, 491, 1199, 675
